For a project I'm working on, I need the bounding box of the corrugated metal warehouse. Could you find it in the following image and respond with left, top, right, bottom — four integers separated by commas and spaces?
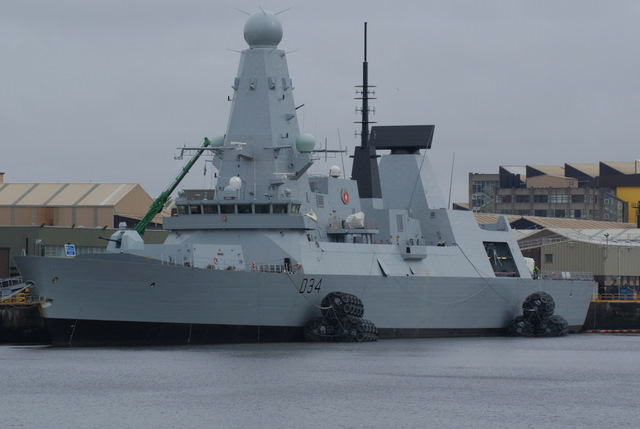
0, 181, 160, 228
518, 227, 640, 296
0, 175, 169, 277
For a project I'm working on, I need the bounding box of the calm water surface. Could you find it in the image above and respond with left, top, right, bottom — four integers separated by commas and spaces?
1, 334, 638, 428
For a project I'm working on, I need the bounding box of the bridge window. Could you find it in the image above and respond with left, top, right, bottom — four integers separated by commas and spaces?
273, 204, 288, 214
255, 204, 270, 214
237, 204, 252, 214
220, 204, 235, 214
203, 205, 218, 214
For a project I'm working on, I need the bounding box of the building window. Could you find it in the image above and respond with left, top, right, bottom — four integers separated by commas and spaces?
472, 181, 484, 193
534, 195, 548, 203
544, 253, 553, 263
550, 194, 568, 204
534, 210, 547, 217
571, 195, 584, 203
554, 210, 566, 218
515, 195, 530, 203
570, 209, 584, 219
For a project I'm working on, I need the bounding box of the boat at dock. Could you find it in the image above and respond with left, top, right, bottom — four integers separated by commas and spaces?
14, 10, 596, 346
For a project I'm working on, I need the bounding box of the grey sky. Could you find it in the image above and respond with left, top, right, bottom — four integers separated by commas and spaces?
2, 1, 639, 204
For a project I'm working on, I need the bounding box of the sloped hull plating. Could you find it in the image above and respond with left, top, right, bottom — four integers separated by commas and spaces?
15, 254, 595, 346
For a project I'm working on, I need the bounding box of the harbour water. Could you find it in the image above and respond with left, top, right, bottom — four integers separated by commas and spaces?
1, 334, 638, 428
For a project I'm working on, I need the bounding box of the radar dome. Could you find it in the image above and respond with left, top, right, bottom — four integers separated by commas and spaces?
229, 176, 242, 190
295, 133, 315, 153
244, 10, 283, 48
211, 135, 225, 147
329, 165, 342, 178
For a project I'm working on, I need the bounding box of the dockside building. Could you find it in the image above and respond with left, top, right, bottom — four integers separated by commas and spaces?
469, 161, 640, 225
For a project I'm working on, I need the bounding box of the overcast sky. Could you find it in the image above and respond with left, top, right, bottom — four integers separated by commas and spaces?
2, 1, 639, 204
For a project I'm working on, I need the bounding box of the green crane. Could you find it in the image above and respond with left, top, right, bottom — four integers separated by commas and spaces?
135, 137, 212, 235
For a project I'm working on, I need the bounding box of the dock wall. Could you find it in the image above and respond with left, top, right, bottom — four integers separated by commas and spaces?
0, 307, 51, 344
583, 301, 640, 331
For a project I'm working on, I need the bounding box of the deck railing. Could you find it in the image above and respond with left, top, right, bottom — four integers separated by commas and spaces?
594, 293, 640, 302
537, 271, 594, 281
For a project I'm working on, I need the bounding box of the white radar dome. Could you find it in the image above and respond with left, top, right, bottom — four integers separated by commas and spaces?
329, 165, 342, 178
229, 176, 242, 190
244, 10, 283, 48
211, 135, 225, 147
295, 133, 315, 153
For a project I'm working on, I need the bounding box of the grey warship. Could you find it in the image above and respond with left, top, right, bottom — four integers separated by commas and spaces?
15, 11, 595, 346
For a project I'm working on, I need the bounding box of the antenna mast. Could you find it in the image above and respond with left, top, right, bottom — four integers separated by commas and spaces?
360, 22, 369, 148
350, 22, 382, 199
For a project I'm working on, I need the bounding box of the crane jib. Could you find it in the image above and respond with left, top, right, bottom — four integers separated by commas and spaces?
134, 137, 212, 235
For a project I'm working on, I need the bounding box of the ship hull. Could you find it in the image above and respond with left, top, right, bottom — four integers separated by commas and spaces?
15, 253, 595, 346
42, 319, 545, 347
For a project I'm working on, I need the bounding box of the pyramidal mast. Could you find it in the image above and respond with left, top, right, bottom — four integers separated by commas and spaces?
351, 22, 382, 199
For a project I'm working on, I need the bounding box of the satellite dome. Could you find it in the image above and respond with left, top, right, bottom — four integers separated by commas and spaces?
295, 133, 315, 153
329, 165, 342, 178
229, 176, 242, 190
211, 135, 225, 147
244, 10, 283, 48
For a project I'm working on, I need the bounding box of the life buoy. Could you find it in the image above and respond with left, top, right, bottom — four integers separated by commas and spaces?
295, 263, 302, 270
251, 262, 255, 270
214, 257, 219, 264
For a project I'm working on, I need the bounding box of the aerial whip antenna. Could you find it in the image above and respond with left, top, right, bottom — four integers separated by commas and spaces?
447, 152, 455, 209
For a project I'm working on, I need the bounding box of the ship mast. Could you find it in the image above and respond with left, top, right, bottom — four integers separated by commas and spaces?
360, 22, 370, 149
350, 22, 382, 199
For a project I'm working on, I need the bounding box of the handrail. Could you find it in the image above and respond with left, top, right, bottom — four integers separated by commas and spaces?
594, 293, 639, 302
537, 271, 594, 281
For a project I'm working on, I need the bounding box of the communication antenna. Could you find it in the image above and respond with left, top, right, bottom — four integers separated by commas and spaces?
337, 129, 346, 179
447, 153, 455, 209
